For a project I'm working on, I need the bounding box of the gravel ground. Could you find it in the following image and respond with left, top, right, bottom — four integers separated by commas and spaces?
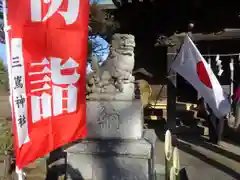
155, 138, 240, 180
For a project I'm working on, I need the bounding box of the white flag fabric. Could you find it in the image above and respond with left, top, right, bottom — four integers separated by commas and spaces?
171, 35, 230, 118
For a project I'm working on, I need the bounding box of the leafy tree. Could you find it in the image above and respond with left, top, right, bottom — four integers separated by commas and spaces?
0, 58, 6, 72
0, 60, 8, 91
89, 2, 119, 42
87, 3, 119, 66
0, 24, 5, 44
0, 0, 5, 43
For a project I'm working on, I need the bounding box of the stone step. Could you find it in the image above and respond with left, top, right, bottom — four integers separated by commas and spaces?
172, 125, 208, 136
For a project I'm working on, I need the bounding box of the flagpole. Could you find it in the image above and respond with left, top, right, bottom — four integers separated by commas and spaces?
16, 166, 25, 180
229, 58, 234, 105
2, 0, 12, 91
2, 0, 25, 179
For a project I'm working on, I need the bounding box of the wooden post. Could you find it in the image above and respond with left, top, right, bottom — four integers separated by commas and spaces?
166, 24, 194, 134
4, 151, 11, 180
166, 36, 181, 133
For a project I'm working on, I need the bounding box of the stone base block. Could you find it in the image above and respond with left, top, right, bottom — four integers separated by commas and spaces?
65, 141, 152, 180
47, 131, 157, 180
65, 130, 156, 180
66, 154, 150, 180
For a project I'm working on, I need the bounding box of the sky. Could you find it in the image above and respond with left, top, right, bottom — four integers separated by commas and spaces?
0, 42, 6, 66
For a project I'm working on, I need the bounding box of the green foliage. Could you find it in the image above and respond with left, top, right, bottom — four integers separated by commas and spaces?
0, 60, 9, 92
0, 59, 6, 72
0, 119, 13, 153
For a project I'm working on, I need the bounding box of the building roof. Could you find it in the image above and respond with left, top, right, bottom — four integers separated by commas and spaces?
91, 0, 117, 9
174, 29, 240, 41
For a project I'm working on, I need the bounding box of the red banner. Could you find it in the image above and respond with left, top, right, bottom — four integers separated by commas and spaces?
7, 0, 89, 168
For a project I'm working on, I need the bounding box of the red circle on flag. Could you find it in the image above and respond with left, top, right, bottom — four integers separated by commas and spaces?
196, 61, 212, 89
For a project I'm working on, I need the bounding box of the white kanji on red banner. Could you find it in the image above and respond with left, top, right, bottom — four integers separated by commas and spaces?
8, 0, 88, 169
29, 57, 80, 123
11, 38, 81, 147
30, 0, 80, 24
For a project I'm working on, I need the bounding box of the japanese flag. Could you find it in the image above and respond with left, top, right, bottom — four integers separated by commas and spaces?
171, 35, 230, 118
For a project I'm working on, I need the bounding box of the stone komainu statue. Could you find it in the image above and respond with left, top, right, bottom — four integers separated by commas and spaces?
86, 33, 152, 106
86, 34, 136, 101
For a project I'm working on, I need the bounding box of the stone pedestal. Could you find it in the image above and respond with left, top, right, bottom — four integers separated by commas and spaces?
63, 100, 156, 180
48, 100, 156, 180
47, 101, 157, 180
65, 129, 157, 180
